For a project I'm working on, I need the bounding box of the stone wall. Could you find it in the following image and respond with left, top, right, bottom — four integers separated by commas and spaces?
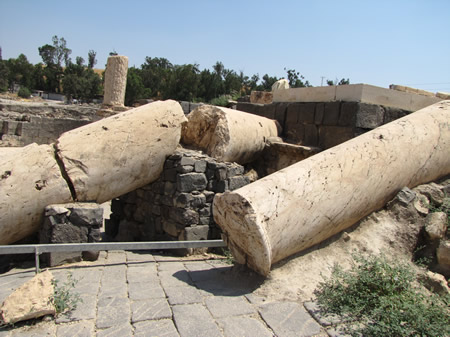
0, 116, 91, 146
106, 148, 251, 248
237, 101, 412, 149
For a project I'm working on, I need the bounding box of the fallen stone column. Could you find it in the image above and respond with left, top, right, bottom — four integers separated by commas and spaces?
0, 144, 73, 244
0, 100, 186, 244
182, 105, 279, 164
56, 100, 187, 203
213, 100, 450, 276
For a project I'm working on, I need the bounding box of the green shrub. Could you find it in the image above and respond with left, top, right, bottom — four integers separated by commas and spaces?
314, 254, 450, 337
210, 94, 231, 107
51, 272, 82, 315
17, 87, 31, 98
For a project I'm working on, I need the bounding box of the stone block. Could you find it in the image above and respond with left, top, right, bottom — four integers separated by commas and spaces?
163, 168, 178, 182
199, 205, 211, 217
297, 103, 316, 124
163, 219, 183, 237
177, 173, 208, 192
339, 102, 358, 126
177, 165, 194, 173
250, 91, 273, 104
275, 102, 288, 127
284, 123, 305, 144
437, 240, 450, 271
215, 166, 228, 181
175, 193, 193, 207
425, 212, 447, 240
179, 225, 210, 241
164, 181, 177, 195
318, 126, 354, 150
286, 103, 300, 124
191, 193, 206, 208
194, 160, 207, 173
261, 104, 276, 119
204, 191, 215, 203
384, 107, 410, 124
356, 103, 385, 129
323, 101, 341, 125
314, 102, 325, 124
227, 164, 245, 178
170, 208, 199, 226
180, 101, 190, 114
228, 176, 250, 191
303, 124, 319, 146
213, 180, 229, 193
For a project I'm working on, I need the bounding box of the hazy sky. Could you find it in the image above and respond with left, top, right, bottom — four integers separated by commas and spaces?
1, 0, 449, 92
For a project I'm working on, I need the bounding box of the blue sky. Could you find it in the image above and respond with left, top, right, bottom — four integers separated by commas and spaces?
1, 0, 449, 92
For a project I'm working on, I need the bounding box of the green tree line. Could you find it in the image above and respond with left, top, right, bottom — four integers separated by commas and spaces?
0, 35, 349, 105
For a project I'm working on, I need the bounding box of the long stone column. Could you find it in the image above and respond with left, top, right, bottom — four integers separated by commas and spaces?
0, 144, 73, 244
182, 105, 279, 164
56, 100, 187, 203
0, 100, 186, 244
102, 55, 128, 109
213, 101, 450, 276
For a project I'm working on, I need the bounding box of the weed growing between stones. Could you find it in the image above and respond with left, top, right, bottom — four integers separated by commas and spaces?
314, 254, 450, 337
51, 272, 82, 315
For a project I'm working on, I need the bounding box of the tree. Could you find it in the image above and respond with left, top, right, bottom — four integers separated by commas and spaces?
5, 54, 34, 91
63, 59, 102, 103
38, 35, 72, 93
125, 67, 148, 106
284, 68, 312, 88
259, 74, 278, 91
327, 78, 350, 86
166, 64, 200, 101
88, 50, 97, 69
0, 48, 9, 92
140, 57, 173, 99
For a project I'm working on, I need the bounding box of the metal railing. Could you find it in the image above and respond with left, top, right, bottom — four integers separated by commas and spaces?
0, 240, 227, 274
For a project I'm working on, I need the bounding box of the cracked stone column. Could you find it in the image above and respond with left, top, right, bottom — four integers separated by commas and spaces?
0, 144, 72, 244
0, 100, 186, 244
101, 55, 129, 114
213, 100, 450, 276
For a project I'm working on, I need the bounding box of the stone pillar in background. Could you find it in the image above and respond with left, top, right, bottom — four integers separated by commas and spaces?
99, 55, 129, 116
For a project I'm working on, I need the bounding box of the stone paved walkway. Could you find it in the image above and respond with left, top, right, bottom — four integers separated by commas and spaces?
0, 251, 341, 337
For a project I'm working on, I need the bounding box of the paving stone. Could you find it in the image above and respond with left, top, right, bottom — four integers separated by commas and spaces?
128, 282, 166, 300
259, 301, 322, 337
172, 303, 222, 337
205, 296, 256, 318
157, 262, 186, 272
126, 251, 155, 261
131, 298, 172, 323
126, 270, 160, 284
105, 251, 127, 264
304, 301, 342, 326
244, 294, 270, 305
152, 254, 181, 262
56, 294, 97, 323
159, 270, 193, 289
184, 261, 215, 272
97, 296, 129, 308
134, 319, 180, 337
101, 265, 127, 282
165, 285, 203, 305
7, 322, 56, 337
98, 282, 128, 299
218, 316, 273, 337
188, 267, 227, 283
97, 301, 131, 329
97, 323, 133, 337
56, 321, 95, 337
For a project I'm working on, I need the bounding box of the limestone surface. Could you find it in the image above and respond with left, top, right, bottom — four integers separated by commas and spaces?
0, 143, 72, 244
213, 100, 450, 275
182, 105, 279, 164
0, 270, 55, 324
56, 100, 187, 203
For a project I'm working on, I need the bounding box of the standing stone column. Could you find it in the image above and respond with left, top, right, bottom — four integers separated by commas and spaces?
100, 55, 129, 115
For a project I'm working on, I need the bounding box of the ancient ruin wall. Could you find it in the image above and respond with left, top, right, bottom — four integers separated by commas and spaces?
106, 148, 251, 245
237, 101, 412, 149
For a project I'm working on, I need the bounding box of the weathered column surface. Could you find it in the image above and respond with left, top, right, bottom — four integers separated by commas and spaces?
213, 101, 450, 276
103, 55, 128, 107
56, 100, 186, 203
0, 144, 72, 244
182, 105, 279, 164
